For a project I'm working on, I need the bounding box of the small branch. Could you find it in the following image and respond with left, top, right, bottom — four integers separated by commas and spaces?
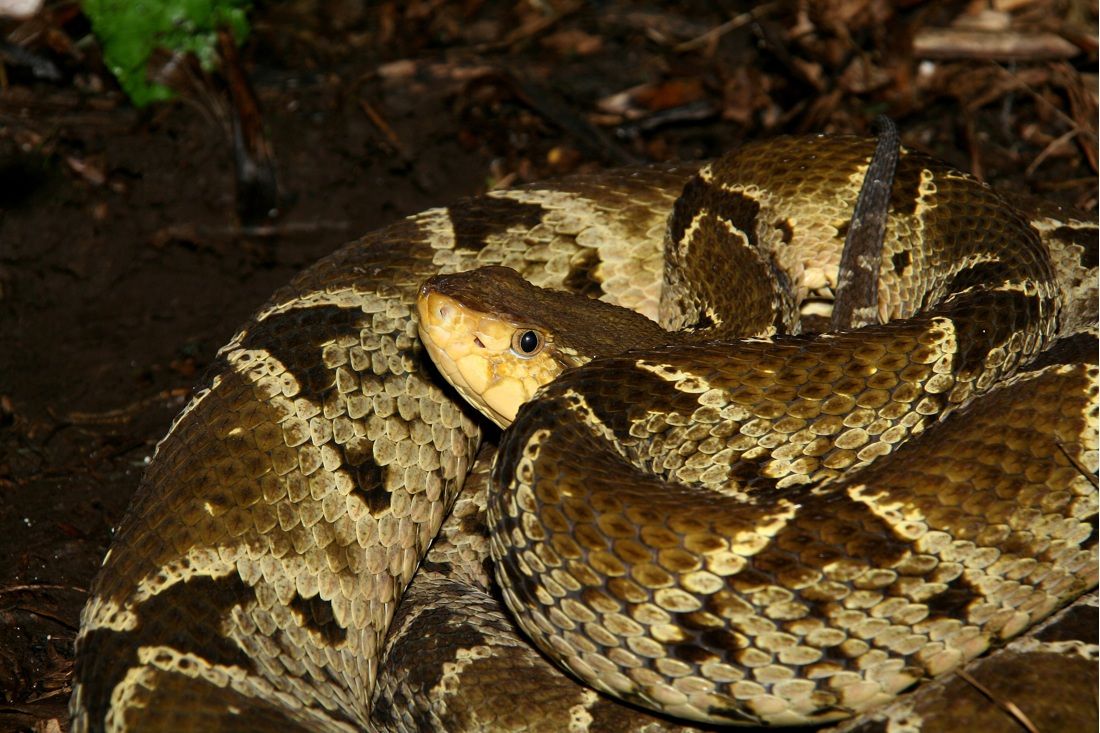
1056, 442, 1099, 489
1025, 128, 1081, 176
956, 668, 1040, 733
473, 1, 583, 52
12, 607, 79, 632
0, 584, 86, 595
217, 28, 279, 225
359, 99, 409, 160
914, 28, 1080, 60
675, 3, 779, 52
57, 389, 190, 426
831, 115, 899, 331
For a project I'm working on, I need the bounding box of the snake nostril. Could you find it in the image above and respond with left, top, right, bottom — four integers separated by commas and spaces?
474, 336, 485, 349
436, 303, 452, 322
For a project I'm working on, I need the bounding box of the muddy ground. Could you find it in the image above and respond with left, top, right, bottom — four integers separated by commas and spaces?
0, 1, 1096, 731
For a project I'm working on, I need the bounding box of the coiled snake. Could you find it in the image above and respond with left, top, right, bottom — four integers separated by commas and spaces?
70, 134, 1098, 731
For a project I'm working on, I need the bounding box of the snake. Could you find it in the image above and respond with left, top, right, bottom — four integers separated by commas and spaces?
69, 132, 1098, 732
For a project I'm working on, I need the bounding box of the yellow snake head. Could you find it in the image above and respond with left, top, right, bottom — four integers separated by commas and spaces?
417, 265, 668, 427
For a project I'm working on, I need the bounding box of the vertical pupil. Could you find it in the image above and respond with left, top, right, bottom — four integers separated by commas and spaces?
520, 331, 539, 352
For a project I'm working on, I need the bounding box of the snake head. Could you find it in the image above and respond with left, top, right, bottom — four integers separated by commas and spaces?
416, 265, 667, 427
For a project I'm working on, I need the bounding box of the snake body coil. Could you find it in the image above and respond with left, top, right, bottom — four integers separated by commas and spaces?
70, 135, 1098, 731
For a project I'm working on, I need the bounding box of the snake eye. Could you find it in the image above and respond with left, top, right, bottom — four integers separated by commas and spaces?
511, 329, 543, 357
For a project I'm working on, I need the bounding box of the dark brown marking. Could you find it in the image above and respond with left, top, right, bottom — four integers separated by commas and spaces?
370, 580, 496, 731
677, 610, 725, 631
946, 289, 1044, 378
240, 305, 367, 402
240, 305, 399, 516
128, 673, 333, 731
420, 558, 454, 575
945, 262, 1012, 294
673, 643, 719, 664
700, 628, 747, 652
768, 256, 794, 334
727, 452, 780, 493
379, 590, 490, 689
1034, 602, 1098, 644
563, 247, 603, 299
702, 704, 763, 725
1024, 333, 1097, 372
1081, 515, 1098, 552
447, 196, 546, 252
1049, 225, 1099, 269
73, 574, 258, 730
892, 250, 911, 275
290, 593, 347, 645
712, 190, 762, 248
692, 310, 716, 331
576, 361, 700, 449
669, 177, 761, 248
666, 176, 791, 337
459, 507, 487, 535
924, 574, 981, 620
343, 450, 390, 515
667, 176, 705, 246
774, 218, 794, 244
748, 491, 913, 646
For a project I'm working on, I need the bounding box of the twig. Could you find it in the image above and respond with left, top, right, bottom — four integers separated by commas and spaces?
13, 607, 79, 632
967, 63, 1098, 174
956, 668, 1040, 733
473, 1, 583, 52
675, 3, 779, 52
617, 100, 718, 137
913, 28, 1080, 60
359, 99, 408, 158
991, 64, 1097, 149
152, 220, 351, 248
831, 115, 899, 330
1052, 63, 1099, 172
56, 389, 190, 426
22, 688, 70, 705
964, 112, 984, 182
1025, 128, 1081, 176
1056, 442, 1100, 489
0, 584, 86, 595
217, 28, 279, 224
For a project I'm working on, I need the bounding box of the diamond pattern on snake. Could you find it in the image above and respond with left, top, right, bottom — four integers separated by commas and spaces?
71, 134, 1098, 732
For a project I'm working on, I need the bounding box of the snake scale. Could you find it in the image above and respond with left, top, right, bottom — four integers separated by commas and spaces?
69, 134, 1098, 732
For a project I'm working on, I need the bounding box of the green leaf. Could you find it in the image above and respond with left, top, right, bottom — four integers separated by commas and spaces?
82, 0, 252, 107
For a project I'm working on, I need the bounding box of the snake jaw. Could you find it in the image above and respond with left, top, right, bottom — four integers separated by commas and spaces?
416, 286, 561, 428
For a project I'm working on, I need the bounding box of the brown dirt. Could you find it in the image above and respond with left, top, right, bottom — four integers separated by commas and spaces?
0, 1, 1095, 731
